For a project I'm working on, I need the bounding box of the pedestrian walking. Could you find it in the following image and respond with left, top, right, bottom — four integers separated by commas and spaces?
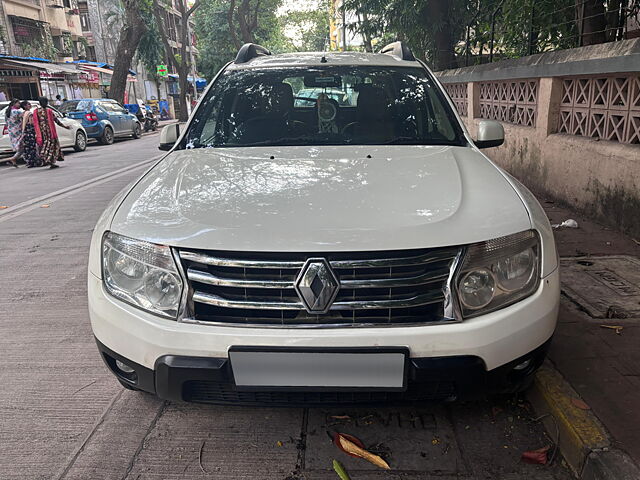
20, 101, 41, 168
33, 97, 70, 169
4, 99, 22, 167
54, 94, 63, 107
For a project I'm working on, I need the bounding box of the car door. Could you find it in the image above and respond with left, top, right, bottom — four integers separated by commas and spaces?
112, 102, 133, 134
52, 108, 73, 147
99, 101, 124, 134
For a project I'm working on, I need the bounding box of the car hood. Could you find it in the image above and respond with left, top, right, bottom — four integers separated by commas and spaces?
110, 145, 531, 251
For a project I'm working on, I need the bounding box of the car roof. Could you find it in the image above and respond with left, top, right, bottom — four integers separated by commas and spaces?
226, 51, 422, 70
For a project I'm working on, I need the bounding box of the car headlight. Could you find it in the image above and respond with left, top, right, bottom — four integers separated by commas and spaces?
102, 232, 183, 318
456, 230, 540, 318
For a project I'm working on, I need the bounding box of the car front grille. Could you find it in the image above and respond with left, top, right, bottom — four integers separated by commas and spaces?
178, 247, 462, 327
182, 380, 457, 405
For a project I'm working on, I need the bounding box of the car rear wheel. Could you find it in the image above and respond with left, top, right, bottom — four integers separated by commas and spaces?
73, 130, 87, 152
132, 122, 142, 139
99, 126, 114, 145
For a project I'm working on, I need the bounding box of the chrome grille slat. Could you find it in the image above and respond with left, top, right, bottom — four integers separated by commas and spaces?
192, 290, 445, 311
340, 269, 449, 288
180, 247, 461, 327
187, 266, 450, 289
187, 268, 295, 289
180, 249, 456, 270
180, 251, 304, 269
193, 291, 303, 310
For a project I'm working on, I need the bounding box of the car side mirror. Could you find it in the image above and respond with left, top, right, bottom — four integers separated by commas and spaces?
159, 123, 180, 151
123, 108, 129, 114
475, 120, 504, 149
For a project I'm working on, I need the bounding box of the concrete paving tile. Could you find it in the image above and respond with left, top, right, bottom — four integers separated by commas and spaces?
61, 392, 165, 480
125, 404, 303, 480
448, 400, 572, 479
304, 406, 464, 474
550, 357, 640, 462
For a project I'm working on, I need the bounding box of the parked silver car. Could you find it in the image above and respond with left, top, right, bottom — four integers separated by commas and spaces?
0, 102, 87, 154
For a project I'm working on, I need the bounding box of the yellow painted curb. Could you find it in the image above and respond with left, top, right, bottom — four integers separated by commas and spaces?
528, 365, 609, 476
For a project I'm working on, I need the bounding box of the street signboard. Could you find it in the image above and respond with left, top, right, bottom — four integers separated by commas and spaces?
157, 65, 168, 77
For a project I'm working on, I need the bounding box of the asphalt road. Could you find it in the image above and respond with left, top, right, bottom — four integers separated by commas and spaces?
0, 135, 572, 480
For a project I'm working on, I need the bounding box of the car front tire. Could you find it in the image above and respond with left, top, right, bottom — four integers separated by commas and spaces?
73, 130, 87, 152
99, 126, 114, 145
132, 122, 142, 139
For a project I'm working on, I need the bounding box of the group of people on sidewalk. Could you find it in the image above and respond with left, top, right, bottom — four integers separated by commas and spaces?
4, 97, 70, 170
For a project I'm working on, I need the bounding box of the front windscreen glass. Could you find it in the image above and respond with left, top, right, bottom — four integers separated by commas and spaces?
183, 66, 466, 149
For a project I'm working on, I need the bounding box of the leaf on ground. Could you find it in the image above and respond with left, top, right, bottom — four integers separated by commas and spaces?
600, 324, 623, 334
41, 204, 50, 208
570, 397, 591, 410
333, 459, 351, 480
521, 445, 551, 465
0, 206, 7, 209
335, 433, 390, 470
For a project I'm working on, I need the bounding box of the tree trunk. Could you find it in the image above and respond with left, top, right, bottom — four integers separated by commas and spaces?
425, 0, 457, 70
153, 0, 201, 122
109, 0, 146, 104
577, 0, 607, 45
357, 9, 374, 52
228, 0, 243, 49
178, 64, 189, 122
237, 0, 256, 43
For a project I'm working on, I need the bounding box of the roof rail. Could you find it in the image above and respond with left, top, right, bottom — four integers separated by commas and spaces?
234, 43, 271, 64
379, 41, 416, 61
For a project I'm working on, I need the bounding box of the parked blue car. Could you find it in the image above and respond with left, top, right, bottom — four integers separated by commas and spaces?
59, 99, 142, 145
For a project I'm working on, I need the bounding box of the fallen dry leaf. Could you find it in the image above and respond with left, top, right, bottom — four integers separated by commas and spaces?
41, 204, 50, 208
521, 446, 551, 465
0, 206, 7, 209
570, 397, 590, 410
330, 415, 352, 420
600, 324, 623, 334
276, 441, 283, 447
336, 433, 390, 470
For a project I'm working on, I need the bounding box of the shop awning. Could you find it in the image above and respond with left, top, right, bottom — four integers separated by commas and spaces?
2, 59, 79, 74
80, 65, 137, 82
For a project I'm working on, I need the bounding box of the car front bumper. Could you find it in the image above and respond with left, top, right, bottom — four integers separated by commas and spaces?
88, 268, 559, 403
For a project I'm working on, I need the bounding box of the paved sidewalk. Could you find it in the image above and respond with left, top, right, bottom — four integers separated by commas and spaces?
537, 197, 640, 473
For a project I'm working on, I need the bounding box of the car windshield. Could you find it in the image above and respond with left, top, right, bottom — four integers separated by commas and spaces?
59, 100, 92, 113
183, 66, 466, 148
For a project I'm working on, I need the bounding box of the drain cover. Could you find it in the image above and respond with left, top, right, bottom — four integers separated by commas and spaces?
561, 256, 640, 319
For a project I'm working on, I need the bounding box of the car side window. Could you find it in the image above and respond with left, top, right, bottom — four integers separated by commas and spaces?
99, 102, 121, 113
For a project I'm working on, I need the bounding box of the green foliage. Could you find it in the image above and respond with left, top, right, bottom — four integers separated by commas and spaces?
137, 9, 165, 76
103, 0, 163, 76
278, 1, 330, 52
465, 0, 577, 62
341, 0, 468, 67
194, 0, 285, 79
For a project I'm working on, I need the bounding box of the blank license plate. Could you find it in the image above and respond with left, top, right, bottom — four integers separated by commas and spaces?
229, 348, 408, 390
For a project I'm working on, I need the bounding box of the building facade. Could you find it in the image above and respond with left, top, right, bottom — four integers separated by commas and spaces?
0, 0, 88, 100
84, 0, 199, 116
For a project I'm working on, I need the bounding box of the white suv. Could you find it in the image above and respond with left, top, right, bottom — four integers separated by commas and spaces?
88, 43, 559, 405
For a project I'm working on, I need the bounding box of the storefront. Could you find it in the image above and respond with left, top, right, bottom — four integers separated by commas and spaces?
0, 60, 41, 100
0, 56, 84, 101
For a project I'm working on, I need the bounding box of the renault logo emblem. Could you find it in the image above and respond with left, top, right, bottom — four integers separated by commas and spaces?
294, 258, 340, 314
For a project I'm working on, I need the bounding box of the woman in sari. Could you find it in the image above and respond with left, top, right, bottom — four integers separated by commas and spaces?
21, 101, 41, 168
33, 96, 70, 169
4, 99, 22, 167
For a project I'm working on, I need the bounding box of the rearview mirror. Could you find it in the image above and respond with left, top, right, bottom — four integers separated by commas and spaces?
475, 120, 504, 149
159, 123, 180, 151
